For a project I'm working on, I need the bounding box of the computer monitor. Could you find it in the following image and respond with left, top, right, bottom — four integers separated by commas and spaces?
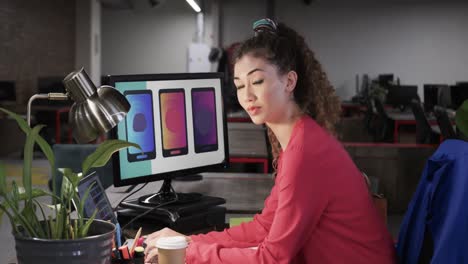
438, 85, 452, 109
378, 74, 394, 88
109, 73, 229, 206
450, 84, 468, 110
0, 81, 16, 105
386, 85, 419, 110
423, 84, 449, 113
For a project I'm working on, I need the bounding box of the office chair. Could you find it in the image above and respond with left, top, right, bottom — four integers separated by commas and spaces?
410, 100, 439, 144
434, 106, 457, 140
397, 139, 468, 263
48, 144, 114, 196
373, 98, 394, 142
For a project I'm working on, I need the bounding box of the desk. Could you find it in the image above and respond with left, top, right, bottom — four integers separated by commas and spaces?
386, 110, 417, 143
386, 109, 437, 143
3, 172, 274, 263
227, 123, 269, 173
386, 109, 456, 143
341, 101, 366, 117
108, 173, 273, 236
107, 173, 274, 214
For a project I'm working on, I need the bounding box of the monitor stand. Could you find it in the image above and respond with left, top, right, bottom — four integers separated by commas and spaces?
172, 173, 203, 181
138, 179, 202, 206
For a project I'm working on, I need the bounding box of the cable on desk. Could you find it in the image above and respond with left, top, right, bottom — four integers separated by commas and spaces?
120, 196, 179, 232
113, 183, 148, 212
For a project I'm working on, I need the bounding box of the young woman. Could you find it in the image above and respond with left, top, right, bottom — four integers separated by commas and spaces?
144, 19, 396, 264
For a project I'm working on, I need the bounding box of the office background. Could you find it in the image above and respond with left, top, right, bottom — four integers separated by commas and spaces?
1, 0, 467, 106
0, 0, 467, 263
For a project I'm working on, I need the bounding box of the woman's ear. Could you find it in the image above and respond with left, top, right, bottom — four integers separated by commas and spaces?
285, 70, 298, 93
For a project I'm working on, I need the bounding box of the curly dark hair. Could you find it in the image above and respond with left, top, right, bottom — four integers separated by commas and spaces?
234, 22, 341, 171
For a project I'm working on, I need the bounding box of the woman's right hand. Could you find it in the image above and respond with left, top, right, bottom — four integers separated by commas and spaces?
144, 228, 190, 263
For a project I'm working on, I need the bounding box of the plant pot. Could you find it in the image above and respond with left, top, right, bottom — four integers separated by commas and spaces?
14, 219, 115, 264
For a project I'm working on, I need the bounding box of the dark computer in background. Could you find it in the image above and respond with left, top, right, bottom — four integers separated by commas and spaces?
378, 74, 394, 88
37, 76, 73, 106
386, 85, 419, 111
110, 73, 229, 206
450, 83, 468, 110
423, 84, 449, 113
0, 81, 16, 106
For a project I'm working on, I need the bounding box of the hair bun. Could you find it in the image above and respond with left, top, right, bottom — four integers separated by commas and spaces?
253, 18, 278, 36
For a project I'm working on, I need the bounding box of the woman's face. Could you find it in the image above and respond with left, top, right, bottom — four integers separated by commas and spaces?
234, 54, 295, 125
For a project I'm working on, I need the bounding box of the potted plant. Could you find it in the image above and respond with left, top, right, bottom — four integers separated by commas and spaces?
0, 107, 139, 264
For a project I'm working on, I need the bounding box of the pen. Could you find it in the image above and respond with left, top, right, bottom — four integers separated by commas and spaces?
116, 223, 122, 248
130, 227, 143, 257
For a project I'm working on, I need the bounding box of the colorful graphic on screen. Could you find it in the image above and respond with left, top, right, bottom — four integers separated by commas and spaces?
124, 90, 156, 162
159, 89, 188, 157
191, 88, 218, 153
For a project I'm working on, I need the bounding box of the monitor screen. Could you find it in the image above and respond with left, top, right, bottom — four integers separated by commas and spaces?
451, 84, 468, 110
378, 74, 394, 88
386, 85, 419, 109
423, 84, 449, 112
0, 81, 15, 103
110, 73, 229, 191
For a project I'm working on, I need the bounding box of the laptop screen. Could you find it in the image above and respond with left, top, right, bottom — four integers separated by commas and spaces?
77, 172, 118, 225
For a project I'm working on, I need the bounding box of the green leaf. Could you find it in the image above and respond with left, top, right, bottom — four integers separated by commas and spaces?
0, 202, 20, 234
0, 108, 54, 167
19, 188, 54, 200
79, 211, 97, 238
82, 139, 140, 175
0, 108, 31, 134
59, 168, 79, 201
33, 199, 49, 238
77, 182, 95, 222
3, 194, 38, 237
23, 125, 45, 201
11, 180, 20, 211
55, 201, 66, 239
456, 99, 468, 139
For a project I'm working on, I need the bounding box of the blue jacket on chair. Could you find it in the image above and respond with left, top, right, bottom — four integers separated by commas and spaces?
397, 139, 468, 263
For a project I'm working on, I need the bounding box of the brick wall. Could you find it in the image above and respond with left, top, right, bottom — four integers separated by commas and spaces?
0, 0, 75, 110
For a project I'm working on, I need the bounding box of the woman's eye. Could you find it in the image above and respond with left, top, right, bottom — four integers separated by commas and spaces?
236, 85, 245, 90
253, 80, 264, 85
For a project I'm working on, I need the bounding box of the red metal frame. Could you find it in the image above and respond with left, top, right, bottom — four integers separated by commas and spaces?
393, 120, 417, 143
55, 107, 71, 144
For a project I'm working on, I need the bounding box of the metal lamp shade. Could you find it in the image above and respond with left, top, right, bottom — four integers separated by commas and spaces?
64, 68, 130, 143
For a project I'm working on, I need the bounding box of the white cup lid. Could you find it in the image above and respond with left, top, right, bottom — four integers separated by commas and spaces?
156, 236, 188, 250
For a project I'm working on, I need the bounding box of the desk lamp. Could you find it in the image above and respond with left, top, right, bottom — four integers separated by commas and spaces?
27, 68, 130, 143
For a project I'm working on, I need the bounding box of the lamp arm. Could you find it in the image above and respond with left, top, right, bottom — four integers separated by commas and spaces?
27, 93, 69, 126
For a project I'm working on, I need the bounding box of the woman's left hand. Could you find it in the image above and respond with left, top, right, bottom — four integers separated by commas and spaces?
144, 228, 189, 263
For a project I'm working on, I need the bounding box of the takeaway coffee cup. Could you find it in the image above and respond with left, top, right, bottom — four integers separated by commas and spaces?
156, 236, 188, 264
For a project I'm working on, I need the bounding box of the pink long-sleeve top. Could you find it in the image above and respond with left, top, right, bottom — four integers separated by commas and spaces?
186, 115, 397, 263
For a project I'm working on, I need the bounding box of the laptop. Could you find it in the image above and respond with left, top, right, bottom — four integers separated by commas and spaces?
77, 171, 118, 225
